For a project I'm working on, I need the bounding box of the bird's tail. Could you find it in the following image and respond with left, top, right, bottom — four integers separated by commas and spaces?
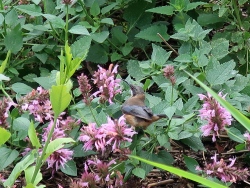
156, 114, 183, 119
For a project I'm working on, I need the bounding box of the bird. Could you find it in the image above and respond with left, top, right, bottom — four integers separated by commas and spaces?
121, 81, 181, 129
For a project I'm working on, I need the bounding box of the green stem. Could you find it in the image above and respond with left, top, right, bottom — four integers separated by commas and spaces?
88, 105, 99, 126
65, 5, 69, 43
78, 0, 94, 25
31, 116, 58, 183
231, 0, 242, 29
0, 84, 14, 102
170, 85, 173, 106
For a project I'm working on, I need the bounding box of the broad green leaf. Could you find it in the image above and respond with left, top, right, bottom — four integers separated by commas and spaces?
151, 44, 172, 66
60, 160, 77, 176
185, 71, 250, 132
44, 138, 75, 160
13, 117, 30, 140
211, 39, 229, 60
33, 75, 57, 90
35, 53, 48, 64
4, 25, 23, 54
0, 50, 11, 74
12, 83, 33, 94
226, 127, 245, 143
5, 9, 18, 26
71, 36, 91, 59
185, 2, 206, 11
28, 121, 41, 148
50, 85, 71, 117
0, 147, 19, 171
135, 24, 169, 42
25, 166, 42, 185
0, 13, 4, 26
132, 167, 145, 179
0, 128, 11, 146
129, 155, 227, 188
91, 31, 109, 43
206, 60, 235, 86
86, 44, 108, 64
101, 3, 118, 14
90, 1, 100, 16
32, 0, 42, 5
4, 153, 35, 187
69, 25, 90, 35
15, 4, 42, 16
100, 18, 114, 25
146, 5, 174, 15
42, 14, 65, 29
181, 136, 205, 151
183, 155, 199, 173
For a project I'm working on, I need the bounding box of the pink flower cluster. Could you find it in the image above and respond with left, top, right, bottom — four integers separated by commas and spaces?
196, 154, 249, 182
198, 92, 232, 142
78, 73, 93, 105
18, 87, 53, 123
92, 64, 121, 104
0, 98, 15, 128
79, 116, 136, 156
70, 159, 123, 188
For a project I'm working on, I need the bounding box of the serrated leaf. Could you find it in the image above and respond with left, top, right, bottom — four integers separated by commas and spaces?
181, 136, 205, 151
136, 24, 169, 42
15, 4, 42, 16
206, 60, 236, 86
151, 44, 171, 66
185, 2, 206, 11
86, 44, 108, 64
226, 127, 245, 143
69, 25, 90, 35
0, 13, 4, 26
91, 31, 109, 43
0, 147, 19, 171
13, 117, 30, 140
50, 85, 71, 117
183, 155, 199, 173
146, 5, 174, 15
42, 14, 65, 29
71, 36, 91, 59
211, 39, 229, 60
132, 167, 145, 179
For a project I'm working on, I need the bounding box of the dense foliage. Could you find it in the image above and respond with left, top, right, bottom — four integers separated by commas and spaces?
0, 0, 250, 187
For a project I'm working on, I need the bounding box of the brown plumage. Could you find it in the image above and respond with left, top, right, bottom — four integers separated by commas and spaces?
122, 83, 176, 129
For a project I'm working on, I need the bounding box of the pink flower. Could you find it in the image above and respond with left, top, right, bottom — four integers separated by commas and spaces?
47, 148, 73, 171
198, 92, 232, 142
0, 98, 16, 128
78, 73, 93, 105
102, 116, 137, 150
18, 87, 53, 123
92, 64, 121, 104
43, 120, 66, 142
198, 154, 249, 182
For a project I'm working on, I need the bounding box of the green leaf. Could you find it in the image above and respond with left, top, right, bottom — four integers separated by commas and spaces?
206, 60, 235, 86
86, 44, 108, 64
135, 24, 169, 42
50, 85, 71, 117
4, 153, 35, 187
0, 13, 4, 26
183, 155, 199, 173
185, 2, 206, 11
211, 39, 229, 60
15, 4, 42, 16
4, 24, 23, 54
181, 136, 205, 151
44, 138, 75, 160
71, 36, 91, 59
146, 5, 174, 15
129, 155, 227, 188
28, 121, 41, 148
100, 18, 114, 25
0, 50, 11, 74
25, 166, 42, 185
185, 71, 250, 133
42, 14, 65, 29
90, 1, 100, 16
33, 74, 57, 90
13, 117, 30, 140
132, 167, 145, 179
151, 44, 171, 66
91, 31, 109, 43
0, 147, 19, 171
60, 160, 77, 176
35, 53, 48, 64
226, 127, 245, 143
69, 25, 90, 35
32, 0, 42, 5
5, 9, 18, 27
12, 83, 33, 94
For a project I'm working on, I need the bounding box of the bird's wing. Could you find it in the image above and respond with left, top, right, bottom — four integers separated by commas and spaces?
121, 105, 152, 120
